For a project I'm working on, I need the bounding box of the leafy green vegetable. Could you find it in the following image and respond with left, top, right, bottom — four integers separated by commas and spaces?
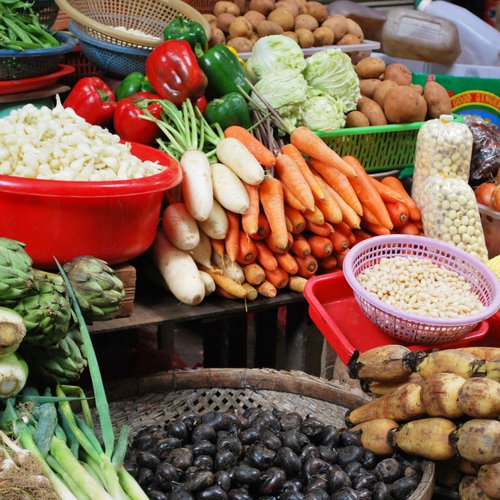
301, 91, 346, 132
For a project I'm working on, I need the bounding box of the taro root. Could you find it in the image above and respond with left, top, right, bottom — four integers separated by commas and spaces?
262, 430, 282, 451
184, 470, 215, 492
148, 490, 168, 500
247, 444, 276, 470
192, 424, 217, 443
166, 420, 188, 441
137, 467, 154, 486
132, 433, 153, 450
300, 444, 320, 462
302, 457, 330, 479
215, 449, 237, 471
318, 445, 337, 464
168, 447, 194, 470
353, 472, 378, 491
136, 451, 160, 470
156, 437, 182, 459
334, 487, 358, 500
281, 430, 302, 454
373, 482, 392, 500
194, 454, 215, 470
276, 447, 302, 478
327, 469, 352, 492
239, 427, 260, 445
374, 458, 403, 483
391, 476, 420, 500
337, 446, 364, 467
344, 462, 364, 480
231, 463, 262, 486
260, 467, 287, 495
180, 412, 200, 432
156, 462, 181, 488
301, 417, 325, 445
322, 425, 340, 447
361, 449, 377, 470
218, 436, 243, 456
198, 485, 229, 499
193, 440, 217, 457
214, 471, 232, 491
280, 412, 303, 431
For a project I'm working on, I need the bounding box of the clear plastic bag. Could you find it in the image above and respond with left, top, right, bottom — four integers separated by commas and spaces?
412, 117, 473, 208
420, 175, 488, 263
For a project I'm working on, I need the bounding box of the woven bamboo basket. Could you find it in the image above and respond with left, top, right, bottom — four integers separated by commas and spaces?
105, 368, 435, 500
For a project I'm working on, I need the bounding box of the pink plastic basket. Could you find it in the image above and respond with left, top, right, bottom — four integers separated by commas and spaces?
343, 235, 500, 344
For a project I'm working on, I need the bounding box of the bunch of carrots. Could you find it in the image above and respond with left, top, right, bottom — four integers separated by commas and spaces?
151, 124, 423, 305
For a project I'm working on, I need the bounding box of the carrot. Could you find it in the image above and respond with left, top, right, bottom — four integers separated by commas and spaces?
295, 254, 318, 278
201, 266, 247, 298
362, 220, 391, 235
381, 177, 421, 222
265, 232, 293, 254
399, 221, 420, 235
329, 231, 349, 253
281, 144, 325, 200
285, 216, 293, 233
362, 204, 385, 227
343, 156, 393, 230
326, 184, 362, 229
223, 126, 276, 168
241, 182, 260, 237
334, 221, 354, 237
237, 230, 257, 265
276, 252, 299, 275
283, 184, 307, 211
250, 213, 270, 240
311, 174, 343, 224
310, 158, 362, 215
275, 154, 315, 211
386, 201, 410, 228
260, 177, 288, 251
254, 240, 278, 271
265, 267, 289, 289
303, 207, 325, 225
414, 220, 423, 230
305, 220, 334, 237
291, 235, 311, 257
368, 176, 405, 203
211, 238, 225, 262
290, 126, 357, 178
225, 210, 240, 262
242, 283, 258, 300
334, 249, 350, 268
242, 263, 265, 286
308, 235, 333, 259
318, 255, 338, 272
284, 206, 306, 234
353, 229, 372, 243
258, 280, 277, 298
216, 286, 238, 300
288, 276, 308, 293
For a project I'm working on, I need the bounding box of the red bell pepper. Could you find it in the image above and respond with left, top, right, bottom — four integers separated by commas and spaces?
63, 77, 116, 126
145, 40, 207, 106
194, 95, 207, 116
113, 92, 163, 146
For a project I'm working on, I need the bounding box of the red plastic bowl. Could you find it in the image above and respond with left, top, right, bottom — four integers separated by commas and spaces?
0, 142, 182, 269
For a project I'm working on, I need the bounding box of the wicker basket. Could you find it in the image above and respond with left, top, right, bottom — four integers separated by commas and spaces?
32, 0, 60, 28
105, 368, 435, 500
55, 0, 210, 49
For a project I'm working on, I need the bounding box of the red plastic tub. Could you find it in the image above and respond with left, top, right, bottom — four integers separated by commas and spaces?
0, 142, 182, 269
304, 271, 490, 365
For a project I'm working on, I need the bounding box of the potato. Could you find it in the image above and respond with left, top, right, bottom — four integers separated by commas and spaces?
227, 36, 253, 52
359, 79, 382, 98
459, 476, 492, 500
209, 27, 226, 46
233, 0, 249, 14
305, 1, 328, 23
424, 81, 452, 118
203, 13, 217, 26
214, 1, 240, 16
373, 79, 398, 107
412, 83, 424, 95
351, 419, 399, 456
478, 462, 500, 499
384, 86, 427, 123
322, 14, 347, 43
268, 7, 295, 31
295, 28, 314, 48
346, 17, 363, 41
294, 13, 318, 31
458, 377, 500, 419
244, 10, 265, 29
228, 16, 253, 38
274, 0, 298, 16
452, 419, 500, 465
357, 96, 387, 126
249, 0, 274, 15
217, 13, 236, 32
282, 30, 298, 42
355, 56, 385, 79
384, 63, 412, 85
337, 33, 360, 45
346, 110, 370, 128
257, 20, 283, 36
313, 26, 334, 46
420, 372, 466, 418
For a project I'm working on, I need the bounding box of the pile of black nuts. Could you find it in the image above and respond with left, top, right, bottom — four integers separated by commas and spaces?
125, 409, 423, 500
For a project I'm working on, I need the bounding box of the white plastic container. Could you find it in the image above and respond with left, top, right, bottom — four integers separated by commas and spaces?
418, 0, 500, 67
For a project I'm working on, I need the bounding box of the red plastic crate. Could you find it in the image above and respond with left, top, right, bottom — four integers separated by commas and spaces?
304, 271, 490, 365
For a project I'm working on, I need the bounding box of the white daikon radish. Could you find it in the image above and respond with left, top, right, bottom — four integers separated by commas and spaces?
189, 230, 213, 269
162, 203, 200, 251
152, 229, 205, 305
199, 200, 228, 240
211, 163, 249, 214
212, 252, 245, 284
180, 150, 213, 221
199, 271, 216, 296
216, 138, 265, 185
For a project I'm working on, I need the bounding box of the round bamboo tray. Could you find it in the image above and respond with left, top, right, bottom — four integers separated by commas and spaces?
106, 368, 435, 500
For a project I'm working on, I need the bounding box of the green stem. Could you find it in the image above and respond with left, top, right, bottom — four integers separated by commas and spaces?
112, 425, 130, 467
118, 467, 149, 500
46, 455, 90, 500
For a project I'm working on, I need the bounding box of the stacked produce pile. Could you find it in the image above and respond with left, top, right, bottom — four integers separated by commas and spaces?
347, 345, 500, 498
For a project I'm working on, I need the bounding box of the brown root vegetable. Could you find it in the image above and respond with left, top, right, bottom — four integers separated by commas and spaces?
234, 0, 249, 14
372, 79, 398, 107
249, 0, 275, 15
345, 18, 364, 41
416, 349, 483, 379
322, 14, 347, 43
351, 419, 399, 456
313, 26, 334, 46
420, 372, 466, 418
256, 20, 283, 36
459, 458, 480, 476
214, 1, 241, 16
478, 462, 500, 499
391, 418, 457, 461
268, 7, 295, 30
355, 57, 385, 79
295, 28, 314, 48
478, 358, 500, 382
282, 30, 298, 41
203, 13, 217, 25
411, 83, 424, 95
357, 96, 387, 126
275, 0, 299, 16
305, 1, 328, 23
451, 419, 500, 465
460, 476, 493, 500
244, 10, 266, 29
209, 27, 226, 46
227, 36, 254, 52
424, 81, 452, 118
346, 111, 369, 128
383, 63, 412, 85
359, 79, 382, 98
458, 377, 500, 419
346, 383, 424, 425
217, 13, 236, 32
294, 13, 318, 31
362, 373, 424, 397
458, 347, 500, 362
228, 16, 253, 38
337, 33, 361, 45
384, 86, 427, 123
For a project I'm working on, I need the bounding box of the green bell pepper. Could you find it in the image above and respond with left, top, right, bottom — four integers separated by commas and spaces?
115, 72, 154, 101
197, 44, 251, 99
163, 16, 208, 53
205, 92, 252, 131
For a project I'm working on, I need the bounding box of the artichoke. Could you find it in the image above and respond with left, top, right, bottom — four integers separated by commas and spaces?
63, 256, 125, 321
14, 270, 71, 347
0, 238, 37, 304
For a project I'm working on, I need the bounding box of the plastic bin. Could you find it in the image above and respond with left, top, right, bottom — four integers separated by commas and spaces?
478, 203, 500, 259
304, 271, 489, 365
